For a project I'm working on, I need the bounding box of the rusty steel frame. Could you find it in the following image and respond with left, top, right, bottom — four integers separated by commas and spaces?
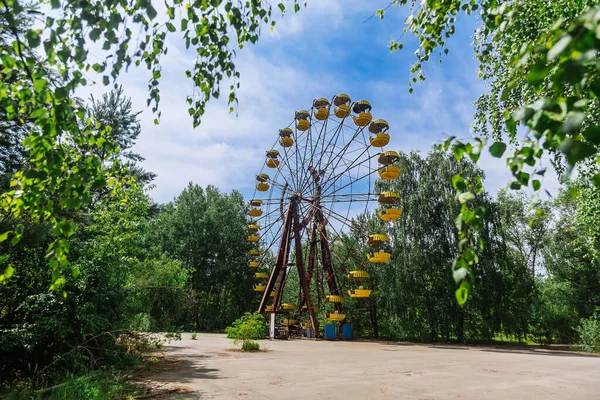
257, 168, 344, 337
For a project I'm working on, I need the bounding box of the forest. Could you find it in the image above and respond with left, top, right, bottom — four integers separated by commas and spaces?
1, 0, 600, 398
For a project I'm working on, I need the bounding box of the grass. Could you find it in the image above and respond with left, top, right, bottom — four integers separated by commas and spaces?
241, 339, 260, 352
7, 371, 143, 400
491, 333, 539, 346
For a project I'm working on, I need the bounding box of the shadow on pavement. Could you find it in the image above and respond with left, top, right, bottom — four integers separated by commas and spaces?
136, 352, 221, 386
427, 346, 470, 350
480, 349, 599, 358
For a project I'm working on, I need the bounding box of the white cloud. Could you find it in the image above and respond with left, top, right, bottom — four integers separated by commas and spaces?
75, 1, 560, 207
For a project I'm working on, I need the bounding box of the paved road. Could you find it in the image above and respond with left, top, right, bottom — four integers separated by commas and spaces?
141, 333, 600, 399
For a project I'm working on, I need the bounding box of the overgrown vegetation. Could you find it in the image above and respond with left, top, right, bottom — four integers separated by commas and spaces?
577, 312, 600, 353
1, 0, 600, 395
225, 312, 266, 351
382, 0, 600, 305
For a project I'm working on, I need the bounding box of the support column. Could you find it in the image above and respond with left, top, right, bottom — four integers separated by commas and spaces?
292, 201, 320, 337
258, 205, 293, 313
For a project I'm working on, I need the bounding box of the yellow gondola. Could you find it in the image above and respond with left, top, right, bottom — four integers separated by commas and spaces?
369, 119, 389, 133
377, 191, 400, 204
270, 291, 276, 297
281, 319, 299, 326
296, 110, 311, 131
280, 303, 297, 311
249, 199, 263, 207
280, 137, 294, 147
266, 149, 280, 168
253, 284, 266, 292
253, 272, 269, 279
370, 133, 390, 147
347, 270, 370, 280
367, 252, 391, 263
247, 235, 259, 243
333, 93, 351, 119
352, 100, 372, 127
279, 128, 294, 147
325, 295, 344, 303
265, 305, 274, 312
256, 174, 270, 191
313, 98, 330, 120
378, 150, 400, 165
248, 224, 260, 232
378, 208, 402, 221
368, 119, 390, 147
248, 261, 260, 268
366, 233, 389, 246
325, 313, 346, 321
348, 289, 372, 298
378, 165, 401, 180
248, 249, 260, 256
302, 305, 320, 312
250, 208, 263, 217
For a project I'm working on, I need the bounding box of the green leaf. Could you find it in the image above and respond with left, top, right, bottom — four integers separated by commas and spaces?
547, 35, 572, 61
166, 22, 176, 32
592, 172, 600, 187
0, 232, 9, 243
278, 3, 285, 13
458, 192, 475, 204
489, 142, 507, 158
451, 174, 466, 191
294, 4, 300, 13
50, 0, 60, 8
25, 30, 41, 48
453, 267, 468, 284
89, 28, 102, 41
562, 112, 586, 135
532, 179, 541, 191
147, 5, 158, 20
455, 283, 469, 307
92, 63, 105, 73
0, 265, 14, 283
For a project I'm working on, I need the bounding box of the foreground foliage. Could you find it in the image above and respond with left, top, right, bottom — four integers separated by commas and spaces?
379, 0, 600, 304
0, 0, 302, 290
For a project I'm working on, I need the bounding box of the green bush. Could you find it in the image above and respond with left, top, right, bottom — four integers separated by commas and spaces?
130, 313, 151, 331
225, 312, 266, 351
191, 332, 197, 340
225, 312, 266, 341
576, 315, 600, 353
241, 340, 260, 352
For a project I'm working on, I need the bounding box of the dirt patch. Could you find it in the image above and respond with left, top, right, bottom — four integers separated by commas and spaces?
131, 353, 198, 398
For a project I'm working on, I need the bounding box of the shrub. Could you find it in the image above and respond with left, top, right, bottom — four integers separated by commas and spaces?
241, 340, 260, 352
191, 332, 197, 340
130, 313, 151, 332
576, 315, 600, 353
225, 312, 266, 341
225, 312, 265, 351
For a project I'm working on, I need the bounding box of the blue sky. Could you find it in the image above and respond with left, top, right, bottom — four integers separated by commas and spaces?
80, 1, 558, 204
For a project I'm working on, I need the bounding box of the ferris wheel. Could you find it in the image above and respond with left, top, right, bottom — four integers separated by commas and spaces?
246, 94, 401, 337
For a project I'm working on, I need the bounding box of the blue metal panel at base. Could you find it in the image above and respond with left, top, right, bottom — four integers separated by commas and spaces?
324, 323, 336, 340
341, 324, 353, 340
